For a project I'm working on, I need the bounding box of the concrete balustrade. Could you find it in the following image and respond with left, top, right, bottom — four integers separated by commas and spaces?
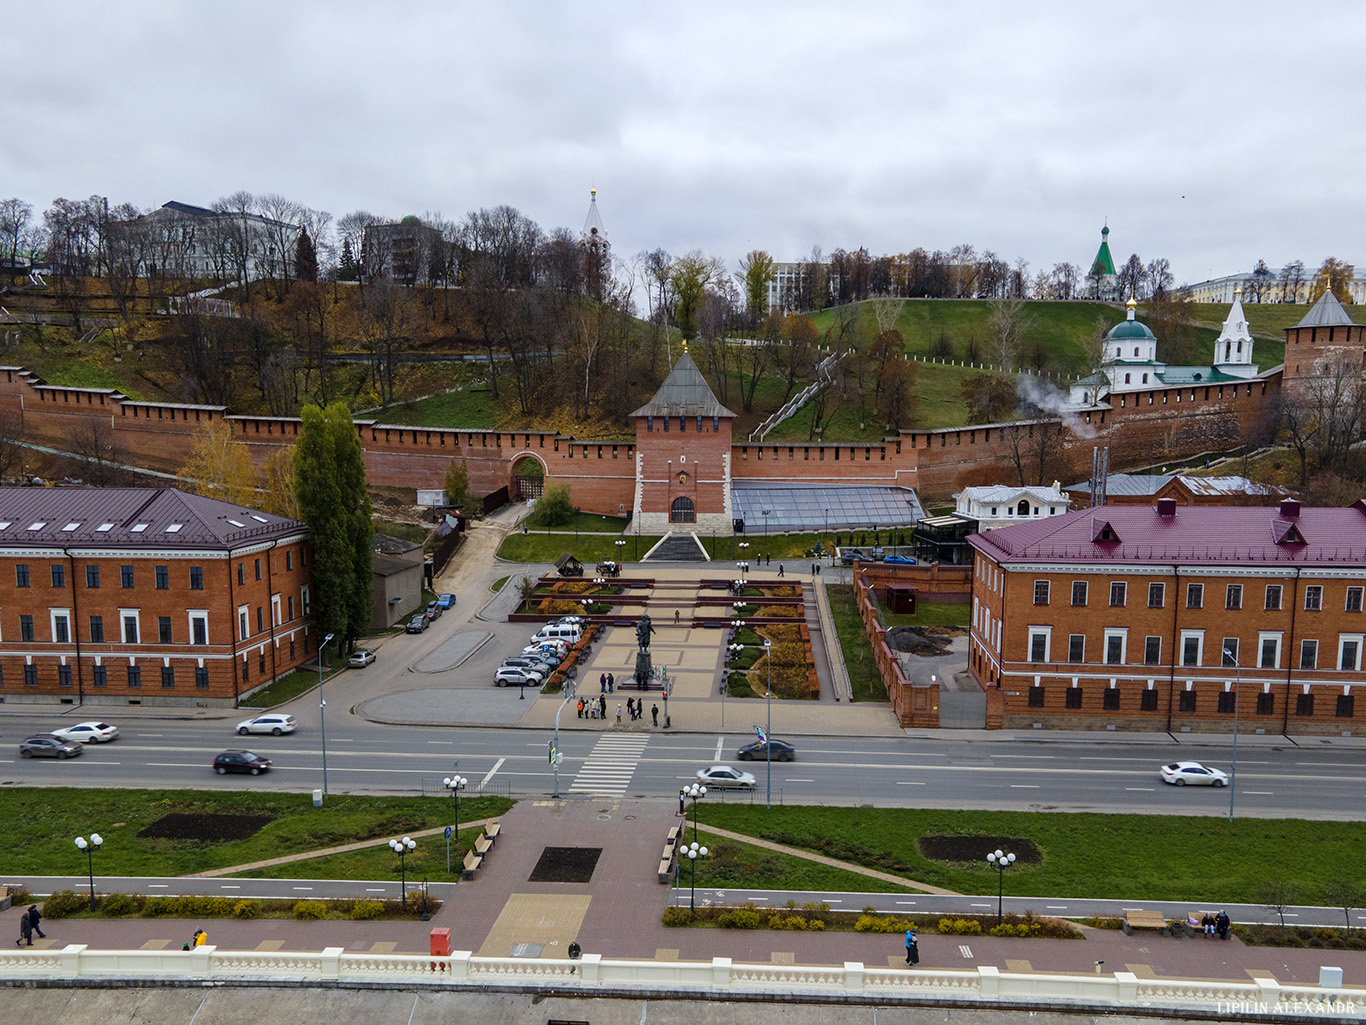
0, 945, 1358, 1019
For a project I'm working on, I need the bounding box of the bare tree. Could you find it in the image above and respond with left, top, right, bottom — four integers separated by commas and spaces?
1280, 353, 1366, 486
0, 411, 28, 480
989, 296, 1031, 371
1324, 877, 1361, 932
1144, 257, 1173, 299
1051, 262, 1079, 300
66, 418, 124, 486
1278, 260, 1306, 303
1258, 876, 1299, 929
1118, 253, 1145, 299
0, 198, 33, 281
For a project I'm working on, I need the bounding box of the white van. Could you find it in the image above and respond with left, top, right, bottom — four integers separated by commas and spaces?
530, 622, 583, 645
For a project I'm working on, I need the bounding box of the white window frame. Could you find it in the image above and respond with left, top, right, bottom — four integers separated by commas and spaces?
50, 609, 72, 644
188, 611, 209, 647
271, 594, 281, 627
1103, 628, 1128, 665
119, 609, 140, 645
301, 585, 311, 616
1305, 585, 1323, 611
237, 604, 250, 641
1265, 584, 1282, 611
1338, 634, 1364, 672
1027, 626, 1052, 663
1258, 631, 1283, 670
1300, 638, 1319, 669
1033, 580, 1050, 605
1180, 629, 1205, 667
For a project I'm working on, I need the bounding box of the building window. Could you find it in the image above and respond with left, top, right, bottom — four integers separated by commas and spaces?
1305, 586, 1323, 611
89, 615, 104, 642
237, 564, 245, 586
161, 666, 175, 688
19, 614, 33, 642
1221, 639, 1239, 667
121, 613, 140, 644
1144, 636, 1161, 665
1071, 581, 1088, 606
92, 665, 107, 688
1148, 582, 1164, 608
85, 565, 100, 588
1065, 687, 1083, 709
1339, 636, 1363, 672
195, 666, 209, 689
158, 616, 172, 644
287, 596, 295, 620
1068, 635, 1085, 663
1260, 635, 1281, 669
1217, 691, 1236, 714
127, 665, 141, 688
1337, 694, 1356, 718
286, 551, 293, 571
1104, 631, 1125, 664
1033, 580, 1050, 605
669, 496, 695, 523
238, 607, 249, 640
1181, 632, 1203, 666
256, 607, 264, 633
155, 565, 169, 590
190, 566, 204, 590
1301, 639, 1318, 669
1028, 629, 1050, 662
1348, 588, 1364, 613
24, 665, 37, 687
15, 564, 29, 588
190, 614, 208, 646
258, 651, 266, 675
1295, 693, 1314, 716
1186, 583, 1204, 609
301, 586, 310, 615
1140, 689, 1159, 711
254, 558, 262, 581
1256, 692, 1275, 715
1178, 690, 1196, 712
1102, 688, 1120, 711
1225, 584, 1243, 610
1265, 585, 1282, 611
53, 614, 70, 643
120, 565, 134, 588
1109, 582, 1126, 607
51, 564, 65, 588
1028, 686, 1044, 707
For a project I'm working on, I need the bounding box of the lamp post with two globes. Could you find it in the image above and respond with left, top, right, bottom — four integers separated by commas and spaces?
74, 833, 103, 911
388, 836, 416, 910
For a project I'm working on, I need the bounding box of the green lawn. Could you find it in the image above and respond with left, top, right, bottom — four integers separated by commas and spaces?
693, 804, 1366, 906
240, 667, 336, 708
496, 532, 663, 564
882, 602, 970, 630
0, 789, 513, 881
678, 828, 915, 893
374, 386, 500, 429
827, 584, 886, 703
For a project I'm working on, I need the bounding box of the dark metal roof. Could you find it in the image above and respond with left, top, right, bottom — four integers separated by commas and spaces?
969, 502, 1366, 567
373, 533, 423, 556
631, 352, 734, 418
0, 487, 304, 549
1295, 289, 1358, 329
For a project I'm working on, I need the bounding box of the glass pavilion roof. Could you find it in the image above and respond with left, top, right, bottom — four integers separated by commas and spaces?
730, 483, 924, 532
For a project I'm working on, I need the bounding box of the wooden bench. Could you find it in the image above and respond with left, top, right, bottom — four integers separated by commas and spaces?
1122, 910, 1169, 935
484, 819, 500, 845
462, 849, 481, 880
0, 885, 9, 912
658, 856, 675, 884
474, 834, 493, 858
666, 825, 680, 847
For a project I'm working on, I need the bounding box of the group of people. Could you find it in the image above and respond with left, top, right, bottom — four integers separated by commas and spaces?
15, 905, 43, 946
1201, 911, 1231, 939
599, 672, 615, 693
577, 694, 659, 726
576, 695, 609, 719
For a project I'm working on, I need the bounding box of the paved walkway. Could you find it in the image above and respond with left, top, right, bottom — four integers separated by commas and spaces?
8, 797, 1366, 990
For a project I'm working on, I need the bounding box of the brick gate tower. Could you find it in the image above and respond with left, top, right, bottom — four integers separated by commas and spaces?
630, 348, 734, 535
1282, 285, 1365, 397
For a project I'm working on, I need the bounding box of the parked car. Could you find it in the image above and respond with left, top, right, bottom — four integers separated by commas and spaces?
348, 649, 376, 668
501, 657, 552, 674
213, 750, 271, 775
736, 738, 796, 762
883, 554, 917, 565
696, 764, 757, 789
51, 721, 119, 744
424, 601, 443, 621
1160, 761, 1229, 787
494, 666, 544, 688
436, 593, 456, 609
406, 615, 429, 634
840, 548, 866, 566
236, 714, 296, 737
20, 734, 84, 759
553, 616, 585, 626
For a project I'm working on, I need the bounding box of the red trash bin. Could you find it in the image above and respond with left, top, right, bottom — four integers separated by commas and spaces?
430, 927, 451, 956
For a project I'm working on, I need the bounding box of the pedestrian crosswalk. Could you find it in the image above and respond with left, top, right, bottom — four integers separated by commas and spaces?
568, 734, 650, 796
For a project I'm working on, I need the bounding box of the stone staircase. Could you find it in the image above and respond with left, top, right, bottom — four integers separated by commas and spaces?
643, 532, 708, 562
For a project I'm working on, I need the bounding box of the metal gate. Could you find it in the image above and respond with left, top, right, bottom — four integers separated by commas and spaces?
938, 690, 986, 728
515, 474, 544, 502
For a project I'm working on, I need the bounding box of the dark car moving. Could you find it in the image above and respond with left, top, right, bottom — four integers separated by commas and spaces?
213, 750, 272, 775
736, 738, 796, 762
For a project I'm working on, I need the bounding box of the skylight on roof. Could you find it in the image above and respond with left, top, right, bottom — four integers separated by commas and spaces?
61, 522, 79, 531
130, 523, 148, 533
0, 522, 10, 530
227, 519, 245, 528
27, 522, 45, 530
165, 523, 183, 533
250, 515, 267, 523
96, 523, 114, 532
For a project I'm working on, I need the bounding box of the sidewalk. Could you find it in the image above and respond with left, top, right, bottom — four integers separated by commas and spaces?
7, 797, 1365, 989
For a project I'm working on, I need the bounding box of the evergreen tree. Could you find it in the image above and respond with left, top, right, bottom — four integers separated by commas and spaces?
294, 229, 318, 283
294, 403, 373, 649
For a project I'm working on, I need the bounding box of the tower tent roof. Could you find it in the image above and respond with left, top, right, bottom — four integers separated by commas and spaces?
1090, 225, 1117, 277
632, 351, 734, 418
1216, 288, 1254, 345
582, 188, 605, 238
1295, 287, 1357, 329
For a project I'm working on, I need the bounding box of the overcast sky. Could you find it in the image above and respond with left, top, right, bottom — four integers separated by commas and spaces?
4, 2, 1364, 289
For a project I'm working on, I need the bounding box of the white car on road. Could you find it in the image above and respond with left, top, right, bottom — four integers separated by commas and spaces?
51, 721, 119, 744
1160, 761, 1228, 786
696, 765, 757, 789
236, 714, 297, 736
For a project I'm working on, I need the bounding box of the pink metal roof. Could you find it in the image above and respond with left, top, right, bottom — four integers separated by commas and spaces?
968, 502, 1366, 567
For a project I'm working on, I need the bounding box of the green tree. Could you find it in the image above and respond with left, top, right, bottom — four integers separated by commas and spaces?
530, 481, 574, 527
293, 403, 373, 649
444, 457, 470, 507
294, 228, 318, 284
670, 251, 723, 340
1309, 257, 1356, 305
738, 249, 776, 326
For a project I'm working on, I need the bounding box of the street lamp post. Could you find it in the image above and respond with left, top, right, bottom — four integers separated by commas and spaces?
1223, 646, 1243, 822
986, 848, 1016, 925
551, 679, 575, 797
388, 836, 416, 910
684, 841, 709, 918
683, 781, 707, 843
74, 833, 102, 911
764, 638, 773, 809
442, 776, 467, 872
615, 538, 626, 569
318, 632, 335, 798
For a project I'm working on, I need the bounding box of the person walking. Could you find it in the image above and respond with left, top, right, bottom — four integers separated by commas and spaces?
598, 694, 607, 719
674, 608, 680, 624
26, 905, 43, 939
678, 789, 686, 815
778, 564, 784, 577
904, 928, 919, 966
615, 703, 622, 726
18, 910, 32, 947
652, 703, 659, 727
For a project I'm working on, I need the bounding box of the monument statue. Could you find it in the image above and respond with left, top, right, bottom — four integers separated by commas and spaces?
636, 613, 656, 652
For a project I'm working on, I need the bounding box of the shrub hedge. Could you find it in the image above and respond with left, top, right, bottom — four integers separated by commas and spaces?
35, 890, 438, 921
667, 903, 1077, 939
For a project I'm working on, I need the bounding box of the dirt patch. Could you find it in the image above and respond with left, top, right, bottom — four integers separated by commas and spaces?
528, 846, 602, 883
137, 813, 275, 843
886, 625, 953, 656
918, 835, 1042, 865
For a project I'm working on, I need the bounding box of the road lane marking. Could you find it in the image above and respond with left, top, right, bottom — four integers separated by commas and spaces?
1125, 788, 1156, 791
970, 903, 991, 907
896, 781, 925, 786
1244, 791, 1274, 795
1046, 905, 1068, 909
788, 778, 814, 782
959, 945, 973, 958
292, 886, 313, 891
149, 884, 168, 888
896, 901, 917, 905
481, 758, 504, 788
715, 738, 724, 760
1009, 785, 1039, 789
220, 885, 240, 889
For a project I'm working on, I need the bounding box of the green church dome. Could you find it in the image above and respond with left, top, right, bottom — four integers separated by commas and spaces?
1108, 319, 1156, 342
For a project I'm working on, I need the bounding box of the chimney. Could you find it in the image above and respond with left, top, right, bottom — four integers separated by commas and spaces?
1280, 498, 1301, 519
1156, 498, 1177, 517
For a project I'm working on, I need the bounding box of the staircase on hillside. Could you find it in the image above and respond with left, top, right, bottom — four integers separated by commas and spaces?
644, 532, 708, 562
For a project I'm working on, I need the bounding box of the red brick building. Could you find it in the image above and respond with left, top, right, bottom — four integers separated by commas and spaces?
0, 487, 312, 708
968, 498, 1366, 735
